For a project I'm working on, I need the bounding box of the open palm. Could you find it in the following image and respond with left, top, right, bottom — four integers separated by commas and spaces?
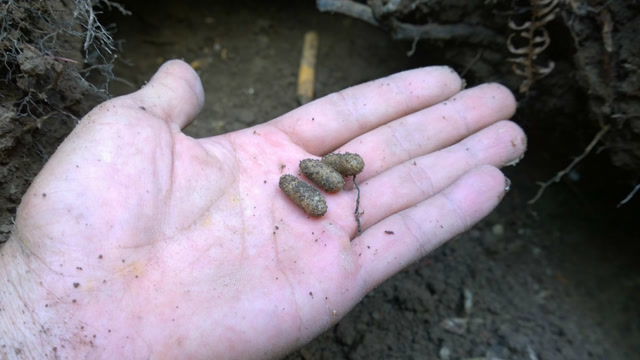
6, 60, 525, 359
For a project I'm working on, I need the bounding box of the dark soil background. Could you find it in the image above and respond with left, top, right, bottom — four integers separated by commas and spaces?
2, 0, 639, 359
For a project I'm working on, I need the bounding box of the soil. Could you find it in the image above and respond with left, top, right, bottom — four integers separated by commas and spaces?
2, 0, 639, 359
0, 0, 111, 239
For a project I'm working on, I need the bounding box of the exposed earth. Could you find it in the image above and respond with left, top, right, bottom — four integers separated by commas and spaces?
2, 0, 639, 359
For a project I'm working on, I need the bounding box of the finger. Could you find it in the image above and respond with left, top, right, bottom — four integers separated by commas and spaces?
133, 59, 205, 129
341, 83, 517, 179
354, 120, 525, 228
353, 165, 509, 290
325, 120, 525, 235
273, 66, 463, 155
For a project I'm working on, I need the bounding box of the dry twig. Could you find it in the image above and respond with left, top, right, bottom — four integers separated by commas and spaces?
316, 0, 378, 26
617, 183, 640, 208
317, 0, 504, 46
529, 124, 611, 204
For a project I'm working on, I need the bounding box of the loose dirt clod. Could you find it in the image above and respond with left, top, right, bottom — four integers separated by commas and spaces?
0, 0, 118, 242
321, 152, 364, 176
299, 159, 344, 192
279, 174, 327, 217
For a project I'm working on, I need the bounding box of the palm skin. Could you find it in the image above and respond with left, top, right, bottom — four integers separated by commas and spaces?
2, 60, 525, 359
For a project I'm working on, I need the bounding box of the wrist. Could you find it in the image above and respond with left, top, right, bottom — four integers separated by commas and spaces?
0, 235, 122, 359
1, 236, 54, 358
1, 233, 159, 360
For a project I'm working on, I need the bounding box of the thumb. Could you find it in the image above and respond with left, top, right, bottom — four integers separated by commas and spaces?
133, 59, 205, 129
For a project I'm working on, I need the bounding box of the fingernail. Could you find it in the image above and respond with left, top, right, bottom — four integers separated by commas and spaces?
504, 176, 512, 193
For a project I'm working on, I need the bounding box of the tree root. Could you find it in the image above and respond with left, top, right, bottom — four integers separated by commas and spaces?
316, 0, 503, 46
529, 124, 611, 204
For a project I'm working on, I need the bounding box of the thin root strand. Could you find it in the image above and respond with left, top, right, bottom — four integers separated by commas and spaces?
353, 175, 362, 237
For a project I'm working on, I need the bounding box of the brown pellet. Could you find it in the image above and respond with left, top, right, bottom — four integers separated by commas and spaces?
279, 174, 327, 217
299, 159, 344, 193
321, 152, 364, 176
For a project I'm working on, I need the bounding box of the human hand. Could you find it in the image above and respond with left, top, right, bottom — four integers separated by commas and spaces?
1, 60, 525, 359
